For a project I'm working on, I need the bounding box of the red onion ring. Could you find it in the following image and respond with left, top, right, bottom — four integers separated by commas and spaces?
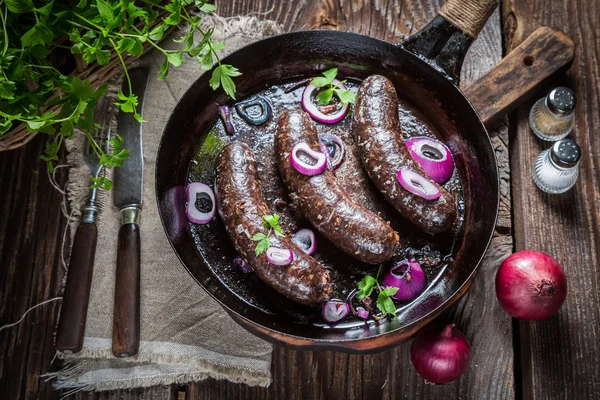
290, 142, 327, 176
265, 247, 294, 265
291, 228, 317, 255
397, 168, 441, 200
405, 137, 454, 184
234, 257, 253, 273
322, 300, 350, 323
186, 183, 215, 224
356, 307, 369, 319
218, 105, 234, 135
302, 79, 349, 124
318, 133, 345, 169
319, 141, 334, 173
381, 260, 427, 302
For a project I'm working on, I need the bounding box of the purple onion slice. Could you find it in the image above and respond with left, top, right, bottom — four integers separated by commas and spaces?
291, 228, 317, 255
381, 260, 427, 302
186, 183, 215, 224
397, 168, 441, 200
405, 137, 454, 184
265, 247, 294, 265
302, 79, 349, 124
322, 300, 350, 323
290, 142, 327, 176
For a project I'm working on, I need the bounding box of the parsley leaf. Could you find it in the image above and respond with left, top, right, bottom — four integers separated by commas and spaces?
251, 233, 267, 241
309, 67, 356, 107
377, 289, 398, 316
254, 237, 270, 256
357, 275, 376, 299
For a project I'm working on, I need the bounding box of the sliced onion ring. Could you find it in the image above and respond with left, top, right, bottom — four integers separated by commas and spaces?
186, 183, 215, 224
318, 133, 345, 169
302, 79, 349, 124
397, 168, 441, 200
265, 247, 294, 265
290, 142, 327, 176
322, 300, 350, 323
218, 105, 234, 135
319, 141, 334, 173
291, 228, 317, 255
234, 257, 253, 273
405, 137, 454, 184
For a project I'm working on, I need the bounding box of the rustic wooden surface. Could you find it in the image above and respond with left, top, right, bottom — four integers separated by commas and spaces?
503, 0, 600, 399
0, 0, 596, 399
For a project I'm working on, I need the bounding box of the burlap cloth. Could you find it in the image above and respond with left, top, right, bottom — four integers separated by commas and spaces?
50, 15, 282, 393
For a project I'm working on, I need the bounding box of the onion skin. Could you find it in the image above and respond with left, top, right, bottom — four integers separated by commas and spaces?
411, 323, 471, 384
495, 250, 567, 320
381, 260, 427, 302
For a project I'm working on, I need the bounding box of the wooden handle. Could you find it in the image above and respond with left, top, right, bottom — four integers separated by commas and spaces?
439, 0, 498, 38
112, 223, 141, 358
464, 27, 575, 128
55, 222, 97, 353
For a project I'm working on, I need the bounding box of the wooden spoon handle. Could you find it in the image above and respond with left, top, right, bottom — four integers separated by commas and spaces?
464, 27, 575, 128
112, 222, 141, 358
55, 222, 97, 353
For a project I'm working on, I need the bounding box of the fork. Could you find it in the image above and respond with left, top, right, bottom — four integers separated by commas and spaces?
55, 113, 111, 354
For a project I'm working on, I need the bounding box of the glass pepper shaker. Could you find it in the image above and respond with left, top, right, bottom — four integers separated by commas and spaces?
533, 138, 581, 194
529, 87, 576, 141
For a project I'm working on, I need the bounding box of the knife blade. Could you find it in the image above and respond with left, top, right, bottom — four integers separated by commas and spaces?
112, 68, 149, 358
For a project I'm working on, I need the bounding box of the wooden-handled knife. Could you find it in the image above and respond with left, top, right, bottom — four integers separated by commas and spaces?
111, 68, 149, 358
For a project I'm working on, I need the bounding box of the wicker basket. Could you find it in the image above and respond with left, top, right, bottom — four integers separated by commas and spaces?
0, 10, 173, 151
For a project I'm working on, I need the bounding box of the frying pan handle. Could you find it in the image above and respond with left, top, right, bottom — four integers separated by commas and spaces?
403, 0, 499, 83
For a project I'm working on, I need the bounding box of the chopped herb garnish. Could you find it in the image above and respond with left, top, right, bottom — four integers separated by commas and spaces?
310, 68, 356, 107
356, 266, 399, 317
252, 213, 285, 256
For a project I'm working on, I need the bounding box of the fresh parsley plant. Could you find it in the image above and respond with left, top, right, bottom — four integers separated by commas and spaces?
356, 266, 399, 317
310, 67, 356, 107
0, 0, 241, 190
251, 213, 285, 256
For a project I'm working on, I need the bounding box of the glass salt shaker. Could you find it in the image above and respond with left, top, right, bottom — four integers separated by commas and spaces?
533, 138, 581, 194
529, 87, 576, 141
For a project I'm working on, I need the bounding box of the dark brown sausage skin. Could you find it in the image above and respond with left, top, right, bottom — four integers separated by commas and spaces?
215, 141, 331, 305
353, 75, 457, 234
275, 110, 399, 264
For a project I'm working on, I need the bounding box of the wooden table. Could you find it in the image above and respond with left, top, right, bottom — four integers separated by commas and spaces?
1, 0, 598, 399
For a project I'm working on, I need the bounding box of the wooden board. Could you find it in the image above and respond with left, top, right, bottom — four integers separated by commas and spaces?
503, 0, 600, 398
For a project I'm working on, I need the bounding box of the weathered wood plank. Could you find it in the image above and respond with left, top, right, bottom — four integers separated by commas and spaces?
503, 0, 600, 398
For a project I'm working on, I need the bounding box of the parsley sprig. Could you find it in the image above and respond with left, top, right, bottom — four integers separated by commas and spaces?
251, 213, 285, 256
310, 68, 356, 107
0, 0, 241, 190
356, 266, 399, 317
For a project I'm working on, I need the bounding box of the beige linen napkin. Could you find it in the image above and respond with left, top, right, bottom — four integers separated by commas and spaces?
50, 15, 281, 392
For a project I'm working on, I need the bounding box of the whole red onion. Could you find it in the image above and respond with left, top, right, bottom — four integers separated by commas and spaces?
410, 323, 471, 384
495, 250, 567, 320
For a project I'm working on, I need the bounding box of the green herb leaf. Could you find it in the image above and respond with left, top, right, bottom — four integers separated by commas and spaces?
251, 233, 267, 241
273, 225, 285, 238
357, 275, 376, 299
263, 214, 280, 227
21, 23, 54, 47
5, 0, 34, 13
310, 76, 331, 88
96, 0, 114, 23
377, 290, 397, 316
149, 23, 167, 41
36, 1, 54, 16
335, 88, 356, 105
255, 237, 270, 256
316, 88, 334, 106
381, 286, 399, 297
166, 51, 183, 67
322, 67, 338, 82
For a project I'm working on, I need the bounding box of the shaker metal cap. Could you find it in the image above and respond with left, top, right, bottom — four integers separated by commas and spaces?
547, 87, 576, 115
551, 138, 581, 168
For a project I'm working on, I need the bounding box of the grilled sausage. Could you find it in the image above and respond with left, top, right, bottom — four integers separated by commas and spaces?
353, 75, 457, 234
215, 141, 331, 305
275, 110, 399, 264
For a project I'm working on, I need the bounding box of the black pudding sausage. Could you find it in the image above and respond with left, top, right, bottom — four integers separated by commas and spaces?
353, 75, 457, 234
215, 141, 332, 305
275, 110, 399, 264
